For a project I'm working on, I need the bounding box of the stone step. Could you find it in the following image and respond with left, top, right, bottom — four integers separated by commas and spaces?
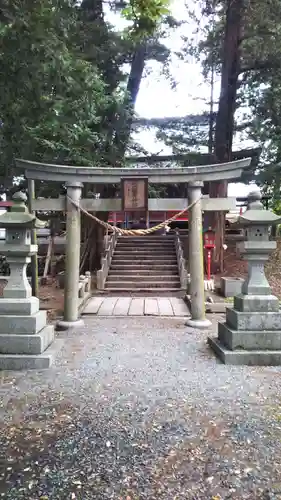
118, 236, 174, 240
116, 240, 174, 244
113, 253, 176, 259
117, 238, 174, 242
107, 275, 179, 282
109, 269, 179, 276
110, 260, 178, 271
111, 259, 177, 265
109, 262, 178, 276
115, 245, 175, 251
105, 281, 180, 289
114, 253, 176, 258
116, 241, 175, 246
104, 288, 183, 293
114, 247, 175, 252
112, 254, 177, 261
115, 245, 174, 248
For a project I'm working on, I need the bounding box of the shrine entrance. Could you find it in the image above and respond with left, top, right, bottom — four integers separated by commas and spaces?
15, 155, 252, 329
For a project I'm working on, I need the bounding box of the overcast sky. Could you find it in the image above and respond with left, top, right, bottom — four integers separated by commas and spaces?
132, 0, 217, 153
109, 0, 257, 196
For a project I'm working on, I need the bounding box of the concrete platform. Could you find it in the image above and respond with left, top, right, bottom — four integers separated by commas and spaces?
226, 308, 281, 331
185, 293, 232, 314
208, 337, 281, 366
82, 296, 189, 317
218, 322, 281, 350
0, 338, 60, 370
0, 310, 47, 335
220, 276, 244, 297
0, 325, 54, 355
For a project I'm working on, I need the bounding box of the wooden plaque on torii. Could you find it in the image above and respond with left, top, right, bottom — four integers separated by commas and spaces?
121, 177, 148, 212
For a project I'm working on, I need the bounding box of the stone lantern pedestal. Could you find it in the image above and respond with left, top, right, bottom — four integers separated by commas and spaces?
0, 192, 55, 370
208, 190, 281, 365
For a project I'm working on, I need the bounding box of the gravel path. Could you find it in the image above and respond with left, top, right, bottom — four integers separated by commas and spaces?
1, 316, 281, 499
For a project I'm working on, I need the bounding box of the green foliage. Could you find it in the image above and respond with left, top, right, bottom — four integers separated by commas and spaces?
189, 0, 281, 80
0, 0, 120, 175
121, 0, 171, 37
179, 0, 281, 193
133, 113, 213, 155
0, 0, 172, 186
154, 114, 211, 154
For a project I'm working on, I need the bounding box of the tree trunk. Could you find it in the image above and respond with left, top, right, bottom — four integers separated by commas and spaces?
79, 2, 147, 272
114, 44, 147, 162
210, 0, 244, 272
80, 0, 103, 19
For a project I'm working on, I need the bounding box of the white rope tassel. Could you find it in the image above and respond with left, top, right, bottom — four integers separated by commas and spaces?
204, 278, 215, 291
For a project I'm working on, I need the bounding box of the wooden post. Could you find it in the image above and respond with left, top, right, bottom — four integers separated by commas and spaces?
42, 235, 54, 283
27, 179, 38, 297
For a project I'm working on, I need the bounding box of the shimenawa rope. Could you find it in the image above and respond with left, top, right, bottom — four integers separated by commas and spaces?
66, 195, 201, 236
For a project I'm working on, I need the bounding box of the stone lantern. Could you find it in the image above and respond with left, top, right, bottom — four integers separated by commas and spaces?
0, 191, 55, 370
208, 189, 281, 365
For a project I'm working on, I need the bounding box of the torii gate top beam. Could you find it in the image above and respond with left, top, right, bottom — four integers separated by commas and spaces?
15, 157, 252, 184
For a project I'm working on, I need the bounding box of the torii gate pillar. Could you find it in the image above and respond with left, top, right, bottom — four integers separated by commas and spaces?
186, 181, 211, 329
57, 181, 84, 330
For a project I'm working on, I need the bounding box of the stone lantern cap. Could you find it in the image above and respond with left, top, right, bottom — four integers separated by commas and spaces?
238, 189, 281, 226
0, 191, 46, 228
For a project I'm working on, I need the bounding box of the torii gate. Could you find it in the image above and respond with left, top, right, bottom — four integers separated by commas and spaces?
15, 156, 252, 329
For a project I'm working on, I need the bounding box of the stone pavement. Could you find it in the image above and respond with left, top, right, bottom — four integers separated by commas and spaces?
82, 296, 189, 317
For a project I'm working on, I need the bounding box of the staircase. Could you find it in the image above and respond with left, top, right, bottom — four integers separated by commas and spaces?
105, 235, 181, 292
